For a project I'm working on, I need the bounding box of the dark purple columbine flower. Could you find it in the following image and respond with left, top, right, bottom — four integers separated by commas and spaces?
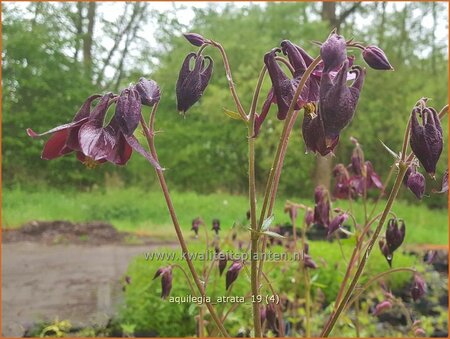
304, 207, 314, 227
379, 239, 393, 266
265, 302, 279, 334
212, 218, 221, 234
350, 143, 365, 176
320, 31, 347, 73
183, 32, 207, 47
404, 166, 426, 199
332, 164, 353, 200
78, 89, 160, 168
284, 204, 298, 221
365, 161, 383, 189
411, 274, 427, 301
27, 94, 102, 160
410, 105, 443, 177
191, 217, 203, 237
176, 52, 213, 114
153, 266, 173, 299
434, 169, 448, 194
134, 77, 160, 106
362, 45, 393, 71
281, 40, 320, 103
302, 105, 339, 156
372, 300, 392, 316
313, 185, 331, 227
319, 60, 366, 143
386, 218, 405, 252
28, 90, 161, 168
327, 213, 348, 237
303, 243, 318, 269
260, 307, 267, 326
218, 253, 228, 276
225, 261, 243, 290
261, 48, 302, 120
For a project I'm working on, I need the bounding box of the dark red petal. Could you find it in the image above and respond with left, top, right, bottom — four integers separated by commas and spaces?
107, 134, 133, 165
123, 134, 161, 170
41, 129, 70, 160
27, 118, 88, 138
78, 122, 117, 161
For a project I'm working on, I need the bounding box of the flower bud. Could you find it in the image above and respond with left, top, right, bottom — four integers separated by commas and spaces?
183, 33, 206, 47
410, 106, 443, 177
414, 328, 426, 337
313, 185, 331, 226
328, 213, 348, 237
265, 302, 279, 333
411, 274, 427, 301
379, 239, 393, 267
386, 218, 406, 253
320, 31, 347, 73
191, 217, 203, 236
406, 170, 426, 199
284, 204, 298, 221
372, 300, 392, 316
303, 243, 318, 269
153, 266, 173, 299
211, 218, 221, 234
362, 45, 393, 70
350, 144, 365, 176
225, 261, 243, 290
134, 78, 160, 107
218, 253, 227, 276
176, 53, 213, 114
304, 208, 314, 227
115, 87, 142, 136
332, 164, 352, 199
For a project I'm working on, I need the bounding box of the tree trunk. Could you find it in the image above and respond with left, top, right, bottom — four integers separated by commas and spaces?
83, 2, 96, 81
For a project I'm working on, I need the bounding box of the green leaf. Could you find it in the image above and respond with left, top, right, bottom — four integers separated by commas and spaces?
262, 230, 285, 239
223, 108, 244, 120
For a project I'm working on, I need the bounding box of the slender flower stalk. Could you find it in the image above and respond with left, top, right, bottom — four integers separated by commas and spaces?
140, 113, 230, 337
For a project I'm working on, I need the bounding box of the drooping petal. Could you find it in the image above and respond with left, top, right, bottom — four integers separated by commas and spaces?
78, 122, 117, 161
41, 129, 70, 160
115, 87, 142, 136
27, 118, 88, 138
123, 134, 162, 170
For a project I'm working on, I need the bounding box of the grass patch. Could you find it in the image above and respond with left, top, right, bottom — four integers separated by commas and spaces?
2, 186, 447, 245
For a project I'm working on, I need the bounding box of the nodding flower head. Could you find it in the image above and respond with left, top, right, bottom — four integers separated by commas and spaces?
191, 217, 203, 236
313, 185, 331, 227
303, 243, 318, 269
404, 166, 426, 199
218, 253, 228, 276
265, 302, 279, 334
225, 261, 243, 290
332, 164, 352, 200
319, 61, 366, 143
183, 32, 207, 47
386, 218, 406, 253
350, 142, 365, 176
284, 204, 298, 222
304, 207, 314, 227
409, 103, 443, 177
27, 87, 161, 169
379, 239, 393, 267
153, 266, 173, 299
372, 300, 392, 316
327, 213, 348, 237
176, 52, 213, 114
362, 45, 393, 71
302, 104, 339, 156
320, 31, 347, 73
411, 274, 427, 301
212, 218, 221, 234
263, 48, 301, 121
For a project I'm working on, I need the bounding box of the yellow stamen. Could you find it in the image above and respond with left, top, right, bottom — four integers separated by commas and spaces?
83, 157, 100, 169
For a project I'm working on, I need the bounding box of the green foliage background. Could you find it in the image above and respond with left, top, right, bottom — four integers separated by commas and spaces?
2, 2, 448, 207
